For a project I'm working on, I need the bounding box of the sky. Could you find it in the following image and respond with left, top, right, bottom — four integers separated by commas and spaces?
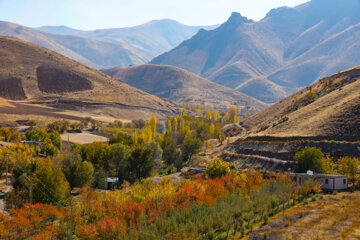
0, 0, 309, 30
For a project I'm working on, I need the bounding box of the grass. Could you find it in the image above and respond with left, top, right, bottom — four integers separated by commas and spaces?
244, 192, 360, 240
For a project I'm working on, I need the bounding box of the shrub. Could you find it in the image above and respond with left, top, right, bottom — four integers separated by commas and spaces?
303, 199, 308, 205
206, 158, 231, 179
311, 195, 316, 202
294, 147, 326, 173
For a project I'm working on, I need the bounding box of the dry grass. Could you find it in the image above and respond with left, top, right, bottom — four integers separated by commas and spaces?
60, 132, 108, 145
0, 37, 177, 123
246, 192, 360, 240
243, 67, 360, 138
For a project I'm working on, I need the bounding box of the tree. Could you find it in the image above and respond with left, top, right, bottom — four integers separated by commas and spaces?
294, 147, 326, 173
109, 131, 133, 145
337, 157, 360, 187
31, 158, 69, 204
150, 116, 157, 140
128, 146, 154, 181
206, 158, 232, 179
173, 117, 178, 133
167, 119, 172, 134
85, 142, 112, 170
181, 138, 202, 163
110, 143, 130, 181
161, 137, 178, 166
61, 152, 94, 189
229, 106, 237, 123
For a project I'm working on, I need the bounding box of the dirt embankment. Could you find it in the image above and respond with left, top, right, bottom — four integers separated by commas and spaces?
223, 137, 360, 171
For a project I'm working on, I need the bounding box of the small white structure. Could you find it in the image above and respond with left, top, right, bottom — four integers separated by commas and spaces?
291, 172, 348, 191
105, 177, 119, 190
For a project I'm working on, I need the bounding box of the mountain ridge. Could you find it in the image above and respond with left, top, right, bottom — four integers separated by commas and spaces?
150, 0, 360, 103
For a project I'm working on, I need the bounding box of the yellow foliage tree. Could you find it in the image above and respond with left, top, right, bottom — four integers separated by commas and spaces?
167, 119, 172, 134
173, 117, 178, 133
150, 116, 157, 140
229, 106, 237, 123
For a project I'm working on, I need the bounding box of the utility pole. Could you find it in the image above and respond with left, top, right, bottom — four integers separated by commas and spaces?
68, 192, 74, 240
5, 153, 9, 186
29, 175, 33, 205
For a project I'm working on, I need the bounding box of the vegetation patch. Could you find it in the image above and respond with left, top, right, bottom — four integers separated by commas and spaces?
37, 65, 93, 93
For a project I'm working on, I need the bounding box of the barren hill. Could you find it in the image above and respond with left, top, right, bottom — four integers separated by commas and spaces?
103, 64, 267, 112
151, 0, 360, 103
0, 37, 177, 121
242, 65, 360, 139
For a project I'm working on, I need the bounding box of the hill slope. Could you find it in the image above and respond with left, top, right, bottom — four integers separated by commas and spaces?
242, 65, 360, 138
103, 64, 267, 112
151, 0, 360, 103
0, 37, 177, 121
0, 20, 217, 69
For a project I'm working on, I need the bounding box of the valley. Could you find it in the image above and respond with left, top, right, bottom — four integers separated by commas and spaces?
0, 0, 359, 239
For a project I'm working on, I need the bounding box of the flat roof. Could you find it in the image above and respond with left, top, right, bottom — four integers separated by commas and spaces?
290, 173, 347, 178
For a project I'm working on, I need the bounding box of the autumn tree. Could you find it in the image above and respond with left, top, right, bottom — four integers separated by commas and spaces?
337, 157, 360, 187
229, 106, 237, 123
167, 119, 172, 135
294, 147, 326, 173
173, 117, 178, 133
206, 158, 233, 179
86, 142, 112, 170
31, 158, 69, 204
150, 115, 157, 140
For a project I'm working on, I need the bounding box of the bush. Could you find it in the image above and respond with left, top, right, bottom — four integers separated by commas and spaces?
303, 199, 309, 205
311, 195, 316, 202
206, 158, 231, 179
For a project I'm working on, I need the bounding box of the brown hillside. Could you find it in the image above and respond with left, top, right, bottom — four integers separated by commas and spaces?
103, 64, 267, 112
0, 37, 177, 121
243, 65, 360, 139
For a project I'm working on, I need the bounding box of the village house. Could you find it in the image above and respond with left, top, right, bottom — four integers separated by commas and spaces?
291, 171, 348, 191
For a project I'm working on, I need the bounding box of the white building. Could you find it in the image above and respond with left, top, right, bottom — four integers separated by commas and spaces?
291, 171, 348, 191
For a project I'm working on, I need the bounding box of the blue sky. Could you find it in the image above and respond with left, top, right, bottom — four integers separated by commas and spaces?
0, 0, 309, 30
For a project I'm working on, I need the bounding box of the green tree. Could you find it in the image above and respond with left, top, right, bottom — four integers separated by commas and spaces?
85, 142, 112, 170
110, 143, 130, 181
61, 152, 94, 189
31, 158, 69, 204
161, 137, 178, 166
128, 146, 154, 181
294, 147, 326, 173
181, 137, 202, 162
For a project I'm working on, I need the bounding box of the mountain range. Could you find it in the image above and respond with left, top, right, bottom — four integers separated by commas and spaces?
103, 64, 267, 112
151, 0, 360, 103
0, 20, 217, 69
